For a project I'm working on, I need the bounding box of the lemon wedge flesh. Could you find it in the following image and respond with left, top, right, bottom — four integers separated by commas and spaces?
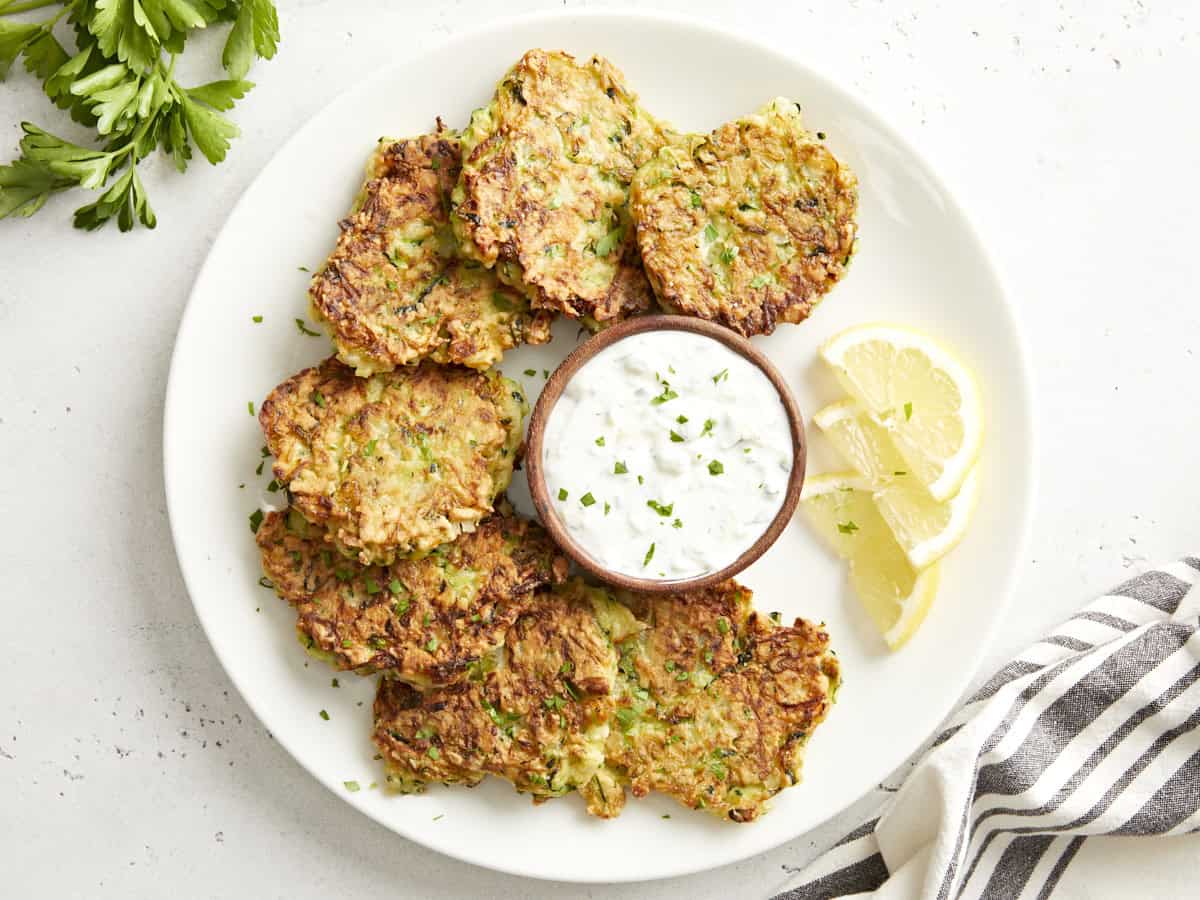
813, 399, 980, 569
801, 472, 940, 649
820, 324, 983, 501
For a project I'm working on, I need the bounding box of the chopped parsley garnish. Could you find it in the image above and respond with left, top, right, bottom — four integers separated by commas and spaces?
637, 475, 644, 485
604, 502, 611, 516
415, 726, 435, 740
615, 707, 638, 732
676, 414, 689, 424
749, 274, 770, 288
647, 500, 674, 517
312, 390, 325, 408
425, 637, 438, 652
491, 291, 514, 312
703, 223, 719, 242
557, 488, 569, 501
643, 543, 656, 567
650, 383, 679, 405
343, 780, 360, 792
294, 318, 320, 337
266, 479, 280, 493
319, 709, 330, 721
543, 369, 550, 379
837, 521, 859, 534
904, 401, 913, 421
708, 460, 724, 476
672, 519, 683, 529
716, 617, 730, 634
257, 576, 274, 589
362, 439, 377, 458
334, 568, 353, 582
255, 460, 264, 475
248, 509, 264, 533
427, 746, 441, 760
389, 578, 403, 594
669, 429, 685, 442
365, 579, 381, 595
894, 470, 908, 476
719, 246, 736, 266
543, 695, 565, 711
613, 461, 628, 475
689, 190, 702, 208
580, 492, 596, 507
247, 401, 254, 416
524, 369, 537, 377
595, 436, 606, 446
712, 369, 729, 385
701, 418, 716, 436
252, 315, 263, 323
298, 266, 310, 273
331, 678, 340, 688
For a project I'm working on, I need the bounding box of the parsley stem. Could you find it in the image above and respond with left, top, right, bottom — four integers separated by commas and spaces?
0, 0, 61, 13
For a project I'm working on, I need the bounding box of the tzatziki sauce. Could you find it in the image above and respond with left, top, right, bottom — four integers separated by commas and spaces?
541, 330, 794, 580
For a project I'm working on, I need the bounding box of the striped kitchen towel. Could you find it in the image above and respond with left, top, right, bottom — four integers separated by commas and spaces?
777, 557, 1200, 900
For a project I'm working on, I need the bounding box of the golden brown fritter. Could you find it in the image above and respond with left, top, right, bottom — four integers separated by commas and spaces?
582, 581, 841, 822
255, 504, 568, 687
372, 579, 642, 802
451, 49, 670, 323
259, 357, 526, 565
631, 98, 858, 336
309, 129, 554, 376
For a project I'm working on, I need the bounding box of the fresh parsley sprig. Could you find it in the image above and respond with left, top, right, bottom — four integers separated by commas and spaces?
0, 0, 279, 231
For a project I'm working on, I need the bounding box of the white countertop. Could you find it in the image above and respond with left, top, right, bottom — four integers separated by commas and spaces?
3, 1, 1198, 897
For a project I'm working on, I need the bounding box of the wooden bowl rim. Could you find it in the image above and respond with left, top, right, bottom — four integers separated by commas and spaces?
523, 314, 807, 593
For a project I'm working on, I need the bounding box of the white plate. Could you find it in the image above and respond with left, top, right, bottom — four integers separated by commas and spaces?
164, 10, 1034, 884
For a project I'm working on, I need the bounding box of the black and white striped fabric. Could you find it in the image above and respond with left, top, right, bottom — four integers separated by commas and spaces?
777, 558, 1200, 900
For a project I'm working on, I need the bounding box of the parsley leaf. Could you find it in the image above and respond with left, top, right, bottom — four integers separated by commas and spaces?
646, 499, 673, 517
222, 0, 280, 81
837, 521, 859, 534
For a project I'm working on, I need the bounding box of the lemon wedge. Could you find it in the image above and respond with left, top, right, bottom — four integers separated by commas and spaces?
813, 399, 980, 569
801, 472, 940, 649
819, 324, 983, 501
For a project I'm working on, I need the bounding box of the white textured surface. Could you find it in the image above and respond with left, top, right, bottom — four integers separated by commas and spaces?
1, 1, 1197, 897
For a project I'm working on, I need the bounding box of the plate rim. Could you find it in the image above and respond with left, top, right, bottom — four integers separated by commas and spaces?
163, 7, 1038, 883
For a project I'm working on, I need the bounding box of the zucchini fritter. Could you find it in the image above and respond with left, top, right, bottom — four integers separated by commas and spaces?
452, 49, 669, 323
256, 505, 568, 687
582, 582, 841, 822
309, 130, 554, 376
372, 579, 641, 802
259, 357, 526, 565
631, 98, 858, 336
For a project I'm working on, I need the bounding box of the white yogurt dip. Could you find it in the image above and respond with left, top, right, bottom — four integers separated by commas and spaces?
541, 330, 794, 580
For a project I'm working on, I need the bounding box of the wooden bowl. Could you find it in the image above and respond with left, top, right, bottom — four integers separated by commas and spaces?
524, 314, 807, 593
